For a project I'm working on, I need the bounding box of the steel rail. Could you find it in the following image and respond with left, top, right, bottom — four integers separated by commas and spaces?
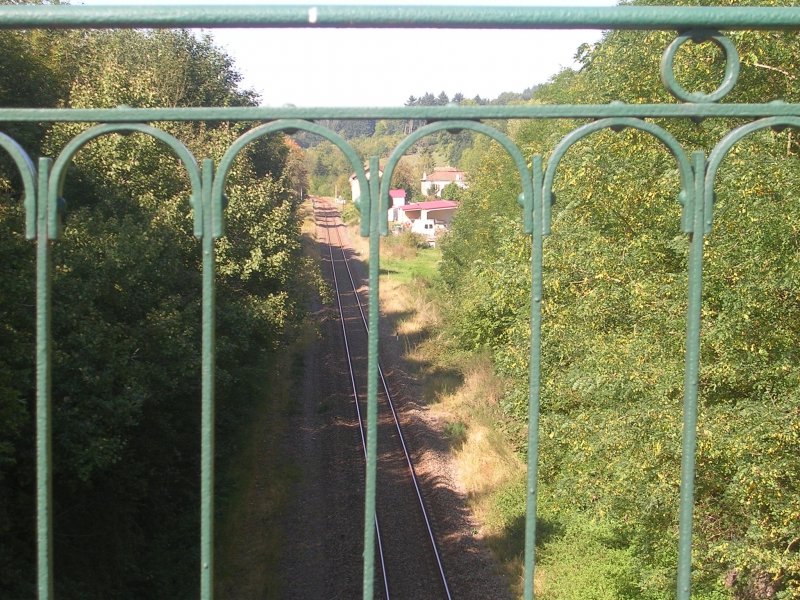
314, 198, 391, 600
2, 4, 800, 30
4, 103, 800, 122
328, 205, 453, 600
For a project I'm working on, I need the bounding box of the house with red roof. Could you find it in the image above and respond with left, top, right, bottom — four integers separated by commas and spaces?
397, 199, 459, 244
397, 199, 459, 223
421, 167, 468, 197
387, 189, 407, 223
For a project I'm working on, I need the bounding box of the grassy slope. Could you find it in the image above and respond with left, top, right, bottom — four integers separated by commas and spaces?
368, 231, 532, 596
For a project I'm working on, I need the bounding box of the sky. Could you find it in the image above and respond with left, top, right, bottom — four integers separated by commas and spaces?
75, 0, 618, 107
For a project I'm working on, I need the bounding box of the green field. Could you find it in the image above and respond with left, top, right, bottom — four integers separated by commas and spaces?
380, 235, 442, 285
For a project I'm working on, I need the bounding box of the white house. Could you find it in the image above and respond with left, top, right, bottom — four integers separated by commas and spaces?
421, 167, 468, 197
396, 199, 458, 240
387, 189, 407, 223
349, 164, 383, 202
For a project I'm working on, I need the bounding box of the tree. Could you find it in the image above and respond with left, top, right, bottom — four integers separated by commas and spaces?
438, 2, 800, 596
390, 158, 418, 203
304, 140, 354, 197
440, 182, 462, 200
420, 147, 435, 175
0, 26, 313, 598
283, 138, 309, 202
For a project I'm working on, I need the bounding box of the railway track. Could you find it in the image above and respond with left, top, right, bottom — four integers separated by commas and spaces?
314, 197, 452, 600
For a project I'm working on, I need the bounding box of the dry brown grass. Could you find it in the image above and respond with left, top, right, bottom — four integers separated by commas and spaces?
432, 358, 523, 497
382, 261, 528, 594
299, 198, 316, 238
426, 352, 530, 597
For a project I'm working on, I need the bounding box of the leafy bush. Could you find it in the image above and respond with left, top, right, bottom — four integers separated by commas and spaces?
0, 27, 310, 598
439, 2, 800, 596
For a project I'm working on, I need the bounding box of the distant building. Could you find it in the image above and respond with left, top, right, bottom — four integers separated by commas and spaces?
421, 167, 468, 197
396, 199, 458, 245
397, 199, 458, 226
349, 163, 383, 202
388, 189, 407, 223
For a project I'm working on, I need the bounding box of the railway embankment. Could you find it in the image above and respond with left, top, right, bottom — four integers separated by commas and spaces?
219, 197, 514, 598
341, 199, 516, 599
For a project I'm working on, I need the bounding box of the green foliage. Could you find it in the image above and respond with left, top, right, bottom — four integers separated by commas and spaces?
0, 26, 310, 598
381, 236, 441, 285
389, 157, 418, 203
443, 421, 467, 448
439, 2, 800, 597
340, 201, 361, 226
536, 510, 644, 600
305, 140, 355, 197
441, 181, 463, 200
314, 118, 376, 140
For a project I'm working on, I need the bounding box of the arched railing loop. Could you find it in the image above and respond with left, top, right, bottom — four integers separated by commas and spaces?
705, 116, 800, 233
382, 120, 535, 235
543, 118, 695, 234
218, 125, 374, 600
0, 132, 38, 239
49, 123, 203, 239
214, 119, 370, 238
542, 118, 708, 600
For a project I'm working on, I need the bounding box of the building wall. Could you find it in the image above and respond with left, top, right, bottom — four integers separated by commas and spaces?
349, 169, 382, 201
422, 208, 457, 224
420, 171, 468, 197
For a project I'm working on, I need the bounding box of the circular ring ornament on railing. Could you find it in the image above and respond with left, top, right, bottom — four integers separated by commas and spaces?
660, 30, 740, 103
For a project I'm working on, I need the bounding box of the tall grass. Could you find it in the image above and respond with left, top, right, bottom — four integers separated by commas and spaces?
380, 232, 441, 285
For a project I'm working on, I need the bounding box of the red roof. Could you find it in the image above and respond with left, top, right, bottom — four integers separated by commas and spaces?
422, 167, 467, 183
389, 189, 406, 198
399, 200, 458, 211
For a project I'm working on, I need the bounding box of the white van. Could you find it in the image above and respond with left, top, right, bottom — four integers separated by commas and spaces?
410, 218, 445, 246
411, 218, 436, 238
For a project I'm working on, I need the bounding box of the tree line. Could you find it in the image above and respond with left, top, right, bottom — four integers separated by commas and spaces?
438, 0, 800, 598
302, 90, 524, 201
0, 17, 314, 599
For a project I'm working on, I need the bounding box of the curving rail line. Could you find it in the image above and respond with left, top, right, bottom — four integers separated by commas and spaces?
314, 197, 452, 600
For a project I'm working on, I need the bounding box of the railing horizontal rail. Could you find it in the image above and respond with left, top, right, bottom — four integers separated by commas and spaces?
2, 4, 800, 30
2, 102, 800, 122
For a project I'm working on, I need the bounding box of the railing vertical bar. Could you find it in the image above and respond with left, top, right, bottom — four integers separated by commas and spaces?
36, 157, 53, 600
200, 159, 216, 600
362, 155, 381, 600
676, 150, 706, 599
523, 156, 545, 600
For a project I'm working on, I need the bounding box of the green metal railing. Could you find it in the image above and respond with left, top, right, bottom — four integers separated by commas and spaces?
1, 4, 799, 599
